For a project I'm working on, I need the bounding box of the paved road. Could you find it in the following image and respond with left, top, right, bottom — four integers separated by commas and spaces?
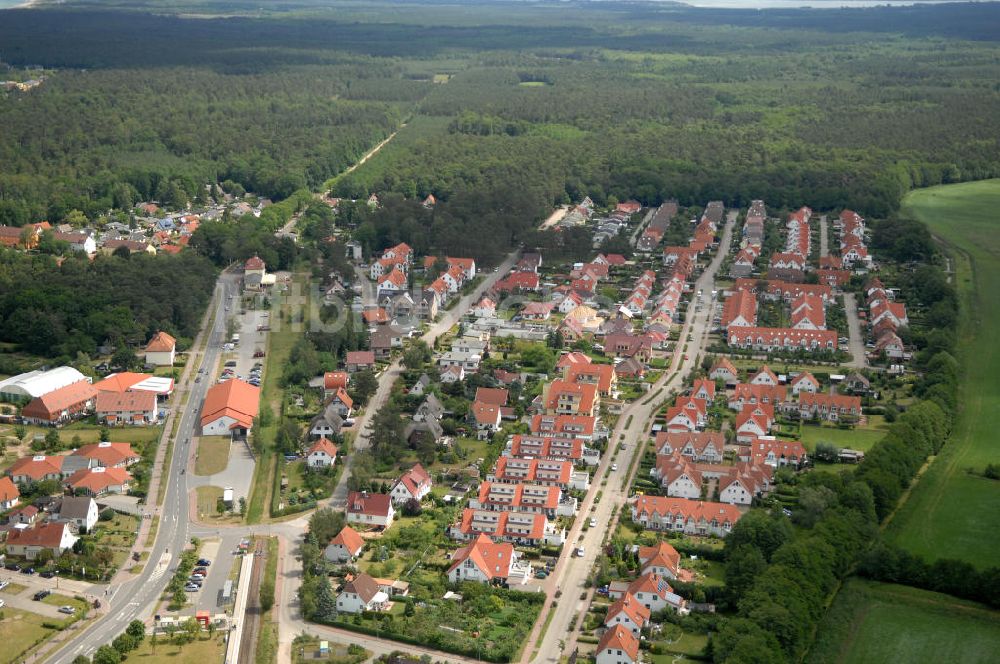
842, 293, 868, 369
819, 214, 829, 258
523, 211, 736, 664
49, 272, 241, 663
330, 251, 521, 507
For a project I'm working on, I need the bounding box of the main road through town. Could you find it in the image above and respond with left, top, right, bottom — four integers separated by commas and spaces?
522, 211, 735, 664
48, 271, 242, 663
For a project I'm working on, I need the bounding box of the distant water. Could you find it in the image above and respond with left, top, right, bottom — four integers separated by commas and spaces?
0, 0, 30, 8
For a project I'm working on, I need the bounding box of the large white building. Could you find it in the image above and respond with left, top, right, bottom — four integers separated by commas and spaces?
0, 367, 89, 402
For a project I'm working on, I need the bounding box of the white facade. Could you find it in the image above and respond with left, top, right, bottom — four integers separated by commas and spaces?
336, 589, 388, 614
145, 348, 176, 367
201, 414, 241, 436
664, 474, 702, 500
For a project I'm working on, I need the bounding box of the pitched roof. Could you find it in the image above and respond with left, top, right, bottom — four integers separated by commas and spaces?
308, 438, 338, 458
447, 533, 515, 580
606, 592, 651, 628
65, 466, 131, 492
544, 380, 597, 414
96, 389, 157, 414
8, 455, 65, 480
637, 541, 681, 577
342, 572, 381, 604
632, 496, 743, 525
346, 351, 375, 365
244, 255, 265, 270
0, 476, 19, 503
72, 442, 138, 467
709, 357, 738, 377
331, 388, 354, 410
330, 526, 364, 555
56, 496, 95, 520
474, 387, 509, 406
597, 624, 640, 661
565, 363, 616, 394
6, 522, 71, 549
145, 331, 176, 353
324, 372, 349, 390
396, 463, 431, 497
200, 379, 260, 429
346, 491, 393, 517
21, 381, 97, 420
471, 401, 503, 426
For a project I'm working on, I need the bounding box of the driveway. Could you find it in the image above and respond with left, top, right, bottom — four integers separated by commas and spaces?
819, 214, 829, 258
843, 293, 868, 368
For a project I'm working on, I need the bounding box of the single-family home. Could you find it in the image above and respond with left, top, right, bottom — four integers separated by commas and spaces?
345, 351, 376, 373
65, 466, 132, 496
631, 496, 743, 537
390, 463, 432, 504
604, 593, 650, 637
71, 442, 139, 469
708, 358, 739, 385
789, 372, 820, 395
336, 573, 389, 614
446, 533, 521, 585
306, 438, 338, 468
144, 331, 177, 366
309, 404, 344, 439
326, 388, 354, 418
96, 389, 158, 426
346, 491, 395, 529
54, 496, 99, 533
4, 522, 78, 560
7, 455, 65, 484
324, 525, 365, 563
637, 541, 681, 579
0, 476, 20, 510
323, 372, 349, 396
596, 625, 640, 664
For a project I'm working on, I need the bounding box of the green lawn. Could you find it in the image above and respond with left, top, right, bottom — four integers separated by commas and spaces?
807, 579, 1000, 664
123, 633, 226, 663
886, 180, 1000, 566
194, 435, 231, 475
799, 422, 886, 452
0, 608, 53, 664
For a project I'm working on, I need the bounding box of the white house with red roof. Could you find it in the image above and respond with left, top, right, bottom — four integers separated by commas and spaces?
71, 442, 139, 469
473, 297, 497, 318
327, 388, 354, 418
306, 438, 338, 468
446, 533, 529, 585
324, 525, 365, 563
65, 466, 132, 496
708, 358, 739, 384
604, 593, 650, 637
789, 372, 820, 395
609, 572, 688, 614
0, 476, 20, 510
596, 624, 640, 664
5, 522, 78, 560
144, 331, 177, 366
631, 496, 742, 537
749, 365, 779, 386
637, 541, 681, 579
390, 463, 432, 504
655, 431, 724, 464
346, 491, 395, 529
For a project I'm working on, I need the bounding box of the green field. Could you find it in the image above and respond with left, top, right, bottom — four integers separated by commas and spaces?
886, 180, 1000, 567
808, 579, 1000, 664
799, 422, 887, 452
0, 608, 53, 664
194, 435, 231, 475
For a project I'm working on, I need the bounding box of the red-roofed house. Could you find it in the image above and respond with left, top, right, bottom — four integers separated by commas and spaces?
323, 371, 349, 395
795, 393, 862, 422
346, 351, 376, 373
327, 388, 354, 418
72, 442, 139, 468
709, 357, 739, 384
346, 491, 395, 528
325, 526, 365, 563
446, 534, 522, 584
96, 389, 158, 426
390, 463, 432, 504
20, 381, 98, 426
738, 438, 808, 469
0, 476, 20, 510
544, 380, 598, 416
471, 401, 503, 439
638, 541, 681, 579
144, 331, 177, 366
721, 290, 757, 330
631, 496, 742, 537
596, 624, 640, 664
604, 593, 650, 637
200, 379, 259, 437
565, 362, 617, 397
7, 455, 64, 484
449, 508, 563, 547
5, 522, 78, 560
65, 466, 132, 496
475, 388, 509, 407
306, 438, 338, 468
789, 372, 820, 395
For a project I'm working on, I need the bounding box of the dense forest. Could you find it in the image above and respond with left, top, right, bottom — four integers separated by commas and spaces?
0, 249, 217, 359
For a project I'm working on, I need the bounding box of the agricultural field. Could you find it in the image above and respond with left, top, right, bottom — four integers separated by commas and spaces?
808, 579, 1000, 664
887, 180, 1000, 567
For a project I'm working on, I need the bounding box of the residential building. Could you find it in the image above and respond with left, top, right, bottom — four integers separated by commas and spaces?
336, 573, 389, 614
324, 526, 365, 563
655, 431, 724, 463
95, 390, 158, 426
446, 534, 525, 585
65, 466, 132, 496
54, 496, 99, 532
604, 593, 650, 637
449, 508, 565, 547
637, 541, 681, 579
544, 380, 599, 417
346, 491, 395, 529
345, 351, 376, 373
795, 393, 862, 422
596, 624, 640, 664
5, 522, 78, 560
144, 331, 177, 366
7, 455, 66, 484
0, 476, 20, 510
390, 463, 432, 504
306, 438, 338, 468
71, 442, 139, 469
631, 496, 743, 537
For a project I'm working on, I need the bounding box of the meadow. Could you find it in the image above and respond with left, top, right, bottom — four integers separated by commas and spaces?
886, 180, 1000, 568
807, 579, 1000, 664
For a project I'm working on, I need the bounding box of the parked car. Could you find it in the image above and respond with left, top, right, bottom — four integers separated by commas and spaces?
5, 563, 20, 572
58, 605, 75, 615
575, 547, 586, 558
535, 570, 548, 579
40, 570, 56, 579
0, 580, 9, 591
184, 584, 200, 592
21, 567, 35, 575
193, 567, 208, 575
589, 518, 597, 528
33, 590, 51, 601
197, 559, 211, 567
0, 599, 5, 608
611, 463, 618, 471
